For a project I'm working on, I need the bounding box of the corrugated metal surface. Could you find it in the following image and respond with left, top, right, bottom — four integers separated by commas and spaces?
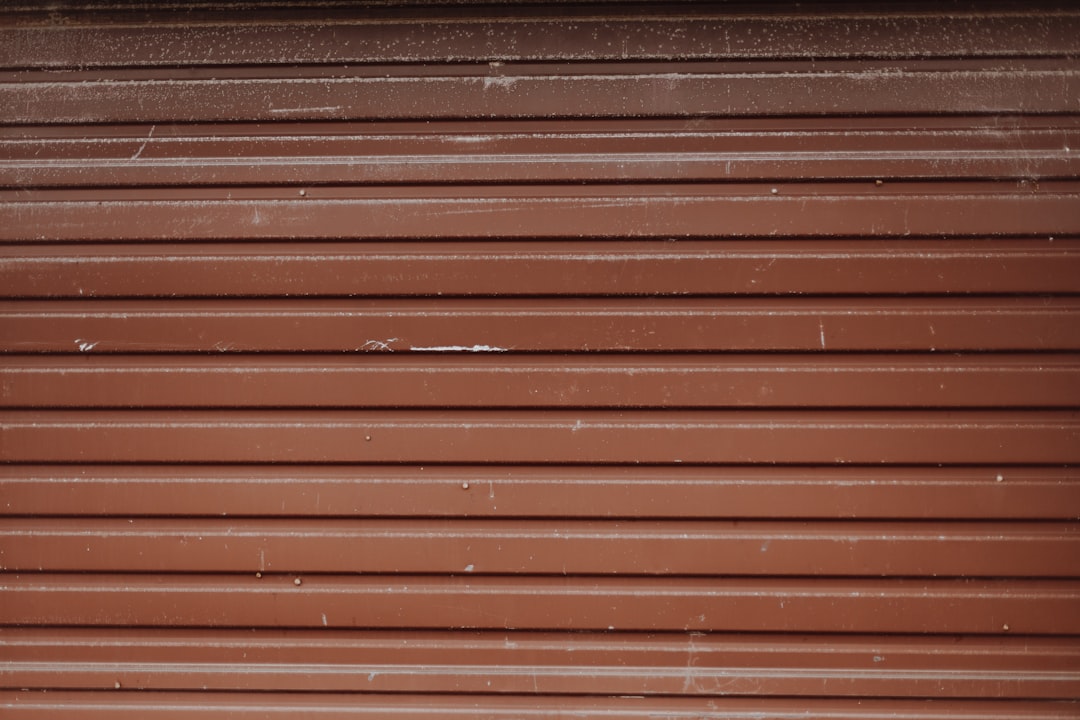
1, 1, 1079, 717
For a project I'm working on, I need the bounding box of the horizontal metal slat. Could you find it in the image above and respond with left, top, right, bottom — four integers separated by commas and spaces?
2, 692, 1077, 720
3, 298, 1079, 354
2, 629, 1076, 699
4, 465, 1074, 519
4, 354, 1077, 408
5, 9, 1078, 68
4, 121, 1078, 186
2, 410, 1077, 464
3, 518, 1075, 577
4, 188, 1078, 240
4, 62, 1079, 123
5, 239, 1080, 297
3, 574, 1078, 634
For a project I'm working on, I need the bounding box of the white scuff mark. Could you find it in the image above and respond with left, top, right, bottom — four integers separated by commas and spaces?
463, 564, 474, 572
130, 124, 155, 160
818, 319, 826, 350
482, 74, 516, 90
321, 613, 328, 627
74, 339, 98, 352
269, 105, 342, 115
361, 338, 398, 351
681, 633, 699, 693
367, 672, 377, 682
409, 344, 508, 353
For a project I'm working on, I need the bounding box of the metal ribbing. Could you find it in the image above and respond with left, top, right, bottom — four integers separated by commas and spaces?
1, 1, 1078, 717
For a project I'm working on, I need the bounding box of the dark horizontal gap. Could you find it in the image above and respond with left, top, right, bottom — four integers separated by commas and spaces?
6, 293, 1074, 300
10, 461, 1075, 468
6, 516, 1072, 526
4, 47, 1074, 73
9, 516, 1076, 525
4, 623, 1072, 640
10, 108, 1080, 130
8, 0, 1062, 12
5, 623, 1073, 639
1, 233, 1072, 246
6, 519, 1078, 525
8, 55, 1068, 78
2, 233, 1069, 240
3, 233, 1072, 242
4, 406, 1076, 414
10, 177, 1075, 193
6, 351, 1077, 359
3, 406, 1077, 412
2, 689, 1072, 705
8, 569, 1076, 579
7, 117, 1074, 138
4, 178, 1068, 192
7, 625, 1073, 641
5, 351, 1069, 357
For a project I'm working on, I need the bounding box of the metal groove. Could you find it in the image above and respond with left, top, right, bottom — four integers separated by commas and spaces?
3, 465, 1075, 519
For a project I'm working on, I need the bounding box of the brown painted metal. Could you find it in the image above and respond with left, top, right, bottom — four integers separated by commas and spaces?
4, 298, 1080, 353
4, 184, 1079, 240
2, 692, 1078, 720
3, 409, 1078, 464
2, 1, 1078, 715
4, 354, 1078, 408
3, 629, 1077, 699
4, 119, 1079, 187
2, 465, 1077, 519
5, 59, 1080, 124
5, 6, 1079, 68
3, 574, 1080, 634
3, 518, 1076, 577
4, 240, 1080, 297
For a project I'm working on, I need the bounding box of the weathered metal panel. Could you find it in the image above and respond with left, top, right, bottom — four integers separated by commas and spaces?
3, 693, 1079, 720
4, 575, 1080, 634
4, 186, 1080, 239
5, 60, 1080, 123
2, 630, 1079, 699
2, 465, 1077, 519
3, 518, 1078, 576
3, 119, 1080, 186
5, 355, 1079, 408
0, 1, 1077, 717
5, 239, 1080, 297
3, 409, 1080, 464
4, 298, 1080, 353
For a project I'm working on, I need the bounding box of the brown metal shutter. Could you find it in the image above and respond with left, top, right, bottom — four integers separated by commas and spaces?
2, 1, 1079, 717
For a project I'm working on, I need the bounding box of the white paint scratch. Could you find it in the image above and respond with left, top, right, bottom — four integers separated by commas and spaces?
130, 124, 155, 160
482, 74, 516, 90
361, 338, 398, 351
269, 105, 342, 114
818, 320, 826, 350
410, 344, 508, 353
74, 339, 98, 352
321, 613, 328, 627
